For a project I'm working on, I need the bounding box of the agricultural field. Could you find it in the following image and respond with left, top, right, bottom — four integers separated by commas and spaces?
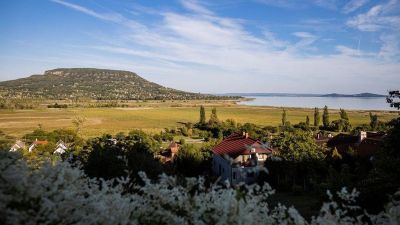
0, 101, 398, 138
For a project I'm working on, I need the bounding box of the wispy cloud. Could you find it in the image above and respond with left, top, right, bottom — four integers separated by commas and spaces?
342, 0, 369, 14
47, 0, 400, 93
50, 0, 122, 22
346, 0, 400, 31
180, 0, 213, 15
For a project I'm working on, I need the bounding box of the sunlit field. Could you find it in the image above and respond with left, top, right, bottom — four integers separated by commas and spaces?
0, 103, 397, 138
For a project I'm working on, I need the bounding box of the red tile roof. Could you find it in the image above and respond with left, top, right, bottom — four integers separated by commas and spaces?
33, 140, 49, 145
212, 132, 272, 158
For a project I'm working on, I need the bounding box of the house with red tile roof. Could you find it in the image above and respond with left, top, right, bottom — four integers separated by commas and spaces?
212, 132, 272, 185
28, 139, 49, 152
327, 131, 386, 159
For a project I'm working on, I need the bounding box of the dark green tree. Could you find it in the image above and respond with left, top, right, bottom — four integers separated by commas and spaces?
271, 130, 325, 161
314, 107, 320, 127
323, 106, 330, 128
339, 108, 349, 120
208, 107, 219, 125
369, 112, 378, 130
306, 115, 310, 127
199, 105, 206, 124
386, 90, 400, 110
282, 109, 287, 126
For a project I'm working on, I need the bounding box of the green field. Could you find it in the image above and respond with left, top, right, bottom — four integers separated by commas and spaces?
0, 103, 398, 138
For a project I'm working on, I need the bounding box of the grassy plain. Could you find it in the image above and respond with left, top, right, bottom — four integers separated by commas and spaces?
0, 101, 398, 138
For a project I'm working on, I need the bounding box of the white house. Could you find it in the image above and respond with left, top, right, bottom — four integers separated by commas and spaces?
9, 140, 26, 152
54, 140, 68, 154
212, 132, 272, 185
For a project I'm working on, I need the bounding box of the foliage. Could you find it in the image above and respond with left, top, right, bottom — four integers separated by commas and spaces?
0, 131, 14, 151
313, 107, 320, 127
340, 108, 349, 120
1, 151, 400, 225
282, 109, 287, 126
80, 131, 163, 180
330, 119, 352, 132
369, 112, 379, 130
272, 130, 325, 161
322, 106, 330, 129
208, 107, 219, 125
387, 90, 400, 110
199, 105, 206, 124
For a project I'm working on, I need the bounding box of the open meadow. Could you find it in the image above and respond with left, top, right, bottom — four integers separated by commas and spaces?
0, 101, 398, 138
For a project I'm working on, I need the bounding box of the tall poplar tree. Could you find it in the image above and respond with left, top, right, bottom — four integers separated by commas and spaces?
282, 109, 287, 126
339, 108, 349, 121
199, 106, 206, 124
323, 105, 330, 128
314, 107, 320, 127
209, 107, 219, 124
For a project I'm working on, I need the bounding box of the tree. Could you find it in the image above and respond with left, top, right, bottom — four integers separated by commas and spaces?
331, 119, 352, 132
208, 107, 219, 125
72, 115, 86, 135
306, 116, 310, 127
314, 107, 320, 127
199, 105, 206, 124
174, 144, 204, 177
323, 106, 330, 128
271, 130, 325, 161
386, 90, 400, 110
369, 112, 378, 130
281, 109, 287, 126
339, 108, 349, 121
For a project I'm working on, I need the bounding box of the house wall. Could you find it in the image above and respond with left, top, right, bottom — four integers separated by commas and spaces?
213, 154, 265, 185
212, 154, 232, 183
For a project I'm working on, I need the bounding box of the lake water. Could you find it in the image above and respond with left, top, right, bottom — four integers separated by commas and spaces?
239, 96, 391, 111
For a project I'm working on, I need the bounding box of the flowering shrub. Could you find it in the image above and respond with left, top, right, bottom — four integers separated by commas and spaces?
1, 151, 399, 225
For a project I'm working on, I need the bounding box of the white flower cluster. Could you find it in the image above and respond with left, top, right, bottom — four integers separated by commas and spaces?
0, 151, 399, 225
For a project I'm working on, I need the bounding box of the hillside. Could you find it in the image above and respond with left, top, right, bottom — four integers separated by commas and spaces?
0, 68, 220, 100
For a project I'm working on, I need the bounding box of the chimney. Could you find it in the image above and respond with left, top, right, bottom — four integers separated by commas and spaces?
359, 131, 367, 143
245, 132, 249, 139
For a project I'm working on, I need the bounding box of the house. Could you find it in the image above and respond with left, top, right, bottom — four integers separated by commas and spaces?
54, 140, 68, 154
327, 131, 386, 158
159, 141, 180, 162
28, 139, 49, 152
212, 132, 272, 185
9, 140, 26, 152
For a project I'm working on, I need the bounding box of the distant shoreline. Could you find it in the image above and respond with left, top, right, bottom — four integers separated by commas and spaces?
222, 92, 386, 98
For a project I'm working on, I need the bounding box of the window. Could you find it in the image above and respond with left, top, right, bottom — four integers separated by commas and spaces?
233, 172, 236, 180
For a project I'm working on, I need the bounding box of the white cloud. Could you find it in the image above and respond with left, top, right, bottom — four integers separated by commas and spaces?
378, 33, 400, 60
346, 0, 400, 31
50, 0, 122, 22
342, 0, 369, 14
180, 0, 213, 15
49, 0, 400, 93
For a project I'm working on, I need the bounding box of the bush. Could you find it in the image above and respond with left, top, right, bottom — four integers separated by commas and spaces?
1, 151, 399, 225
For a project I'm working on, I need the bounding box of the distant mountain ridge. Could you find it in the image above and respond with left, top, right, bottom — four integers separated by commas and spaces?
224, 92, 386, 97
0, 68, 222, 100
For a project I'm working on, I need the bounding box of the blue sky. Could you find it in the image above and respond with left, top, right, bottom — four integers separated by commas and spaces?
0, 0, 399, 94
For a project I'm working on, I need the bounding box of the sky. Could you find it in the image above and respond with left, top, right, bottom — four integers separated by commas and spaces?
0, 0, 399, 94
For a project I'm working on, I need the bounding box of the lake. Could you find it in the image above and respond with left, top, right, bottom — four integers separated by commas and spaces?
239, 96, 391, 111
